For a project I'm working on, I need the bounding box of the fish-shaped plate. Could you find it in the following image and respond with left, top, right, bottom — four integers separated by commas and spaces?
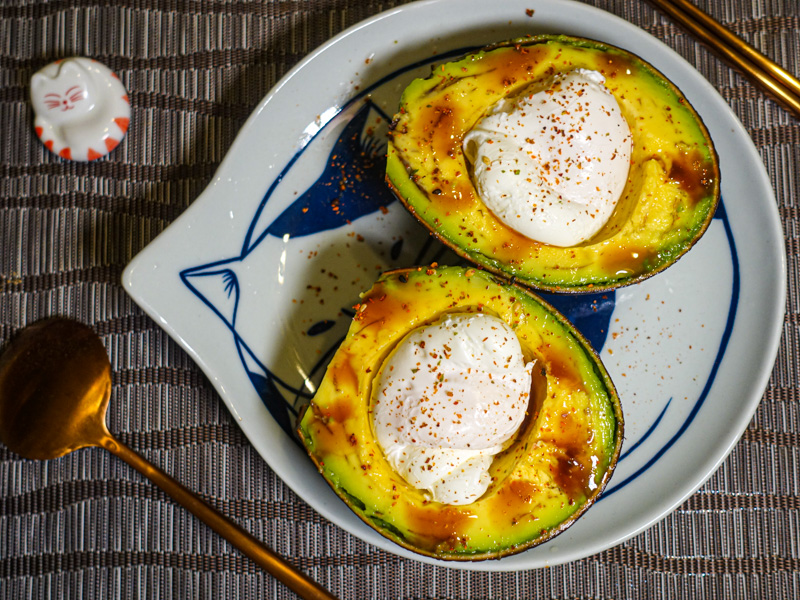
123, 0, 785, 569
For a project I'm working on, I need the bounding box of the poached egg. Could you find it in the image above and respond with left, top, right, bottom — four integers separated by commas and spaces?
372, 313, 533, 505
463, 69, 632, 247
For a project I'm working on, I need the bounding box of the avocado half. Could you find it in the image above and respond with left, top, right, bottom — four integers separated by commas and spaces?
297, 265, 623, 560
386, 35, 720, 292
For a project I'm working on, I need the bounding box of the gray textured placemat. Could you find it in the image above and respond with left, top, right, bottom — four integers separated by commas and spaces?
1, 1, 798, 598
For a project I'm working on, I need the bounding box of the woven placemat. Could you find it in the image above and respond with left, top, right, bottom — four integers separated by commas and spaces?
1, 1, 797, 598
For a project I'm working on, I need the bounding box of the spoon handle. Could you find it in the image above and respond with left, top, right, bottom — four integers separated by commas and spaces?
101, 435, 338, 600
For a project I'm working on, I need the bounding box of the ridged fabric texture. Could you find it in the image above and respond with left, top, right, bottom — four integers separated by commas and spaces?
1, 1, 798, 598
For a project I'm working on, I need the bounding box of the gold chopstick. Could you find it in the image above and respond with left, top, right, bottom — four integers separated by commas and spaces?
648, 0, 800, 117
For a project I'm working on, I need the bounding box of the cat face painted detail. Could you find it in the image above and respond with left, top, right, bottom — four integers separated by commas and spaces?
43, 85, 87, 111
30, 57, 130, 161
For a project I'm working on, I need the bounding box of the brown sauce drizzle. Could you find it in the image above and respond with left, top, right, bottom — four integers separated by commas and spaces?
668, 149, 717, 207
542, 411, 595, 501
326, 353, 358, 398
598, 244, 655, 277
323, 397, 353, 423
598, 52, 637, 81
552, 450, 590, 502
348, 302, 408, 355
415, 101, 478, 214
489, 222, 544, 262
313, 355, 358, 458
477, 44, 549, 93
308, 403, 349, 457
417, 103, 461, 160
405, 504, 473, 551
355, 283, 411, 326
544, 351, 583, 391
493, 479, 538, 520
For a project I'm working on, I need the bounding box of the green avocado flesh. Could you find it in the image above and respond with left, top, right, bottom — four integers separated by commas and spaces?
386, 36, 720, 292
297, 266, 623, 560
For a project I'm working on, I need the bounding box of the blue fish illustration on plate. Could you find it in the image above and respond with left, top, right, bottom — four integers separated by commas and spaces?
263, 101, 394, 240
178, 50, 740, 502
181, 98, 455, 438
180, 93, 621, 440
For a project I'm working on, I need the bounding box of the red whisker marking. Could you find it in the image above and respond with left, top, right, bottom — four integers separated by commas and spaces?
65, 85, 80, 95
44, 93, 61, 98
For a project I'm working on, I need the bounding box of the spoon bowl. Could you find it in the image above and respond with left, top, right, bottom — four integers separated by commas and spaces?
0, 319, 111, 460
0, 317, 336, 600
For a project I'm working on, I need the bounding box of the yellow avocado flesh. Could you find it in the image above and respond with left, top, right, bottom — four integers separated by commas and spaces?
386, 36, 719, 291
297, 266, 622, 560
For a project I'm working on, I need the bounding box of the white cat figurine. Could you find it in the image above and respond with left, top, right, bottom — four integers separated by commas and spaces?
30, 57, 130, 161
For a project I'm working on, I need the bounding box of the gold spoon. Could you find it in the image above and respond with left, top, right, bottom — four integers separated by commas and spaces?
0, 317, 337, 600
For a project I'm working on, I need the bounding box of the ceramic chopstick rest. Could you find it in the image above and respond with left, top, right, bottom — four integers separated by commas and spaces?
30, 57, 130, 161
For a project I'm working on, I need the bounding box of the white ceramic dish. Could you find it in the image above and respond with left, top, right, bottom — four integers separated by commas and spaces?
123, 0, 786, 569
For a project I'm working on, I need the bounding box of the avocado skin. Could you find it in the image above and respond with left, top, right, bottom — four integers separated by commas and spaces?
386, 35, 720, 292
297, 266, 623, 560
